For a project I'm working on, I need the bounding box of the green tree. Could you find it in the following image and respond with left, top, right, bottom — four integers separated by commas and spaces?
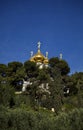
8, 61, 23, 74
0, 64, 7, 76
76, 80, 83, 108
49, 67, 64, 113
7, 62, 24, 90
37, 68, 50, 82
0, 83, 15, 107
71, 72, 83, 87
24, 60, 39, 78
49, 57, 70, 75
63, 75, 78, 96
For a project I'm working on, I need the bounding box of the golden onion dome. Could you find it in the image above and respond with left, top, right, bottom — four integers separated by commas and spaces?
30, 49, 46, 63
30, 42, 49, 65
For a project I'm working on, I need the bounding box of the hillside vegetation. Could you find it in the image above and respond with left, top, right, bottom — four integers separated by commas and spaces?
0, 57, 83, 130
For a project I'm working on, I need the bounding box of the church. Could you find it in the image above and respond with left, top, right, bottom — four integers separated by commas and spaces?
16, 41, 64, 94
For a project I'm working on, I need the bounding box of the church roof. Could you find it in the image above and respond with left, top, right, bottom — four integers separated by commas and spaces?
30, 42, 49, 64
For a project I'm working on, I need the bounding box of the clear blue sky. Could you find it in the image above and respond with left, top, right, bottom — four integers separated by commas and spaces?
0, 0, 83, 74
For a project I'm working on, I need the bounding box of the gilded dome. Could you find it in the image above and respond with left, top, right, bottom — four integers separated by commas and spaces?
43, 57, 49, 64
30, 50, 46, 63
30, 41, 49, 65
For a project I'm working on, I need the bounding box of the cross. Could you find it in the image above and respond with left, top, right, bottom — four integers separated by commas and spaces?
30, 51, 33, 57
37, 41, 41, 50
60, 53, 63, 60
46, 52, 48, 57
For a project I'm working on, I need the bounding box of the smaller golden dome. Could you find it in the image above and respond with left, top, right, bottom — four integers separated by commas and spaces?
43, 57, 49, 64
30, 57, 35, 62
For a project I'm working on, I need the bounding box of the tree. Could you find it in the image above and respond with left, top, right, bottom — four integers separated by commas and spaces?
49, 57, 70, 75
0, 83, 15, 107
0, 64, 7, 77
71, 72, 83, 87
7, 62, 24, 90
62, 75, 78, 96
67, 72, 83, 95
76, 80, 83, 108
37, 68, 50, 82
24, 60, 39, 78
49, 67, 64, 113
8, 61, 23, 74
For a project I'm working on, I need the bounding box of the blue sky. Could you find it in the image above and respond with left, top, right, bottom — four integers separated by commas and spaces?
0, 0, 83, 74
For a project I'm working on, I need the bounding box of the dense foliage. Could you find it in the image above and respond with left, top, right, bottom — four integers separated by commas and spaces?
0, 57, 83, 130
49, 57, 70, 75
0, 106, 83, 130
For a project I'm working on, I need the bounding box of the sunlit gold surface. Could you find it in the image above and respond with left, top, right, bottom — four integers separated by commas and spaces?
30, 49, 49, 64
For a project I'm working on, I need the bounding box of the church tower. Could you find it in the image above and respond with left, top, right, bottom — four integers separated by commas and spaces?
30, 42, 49, 69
